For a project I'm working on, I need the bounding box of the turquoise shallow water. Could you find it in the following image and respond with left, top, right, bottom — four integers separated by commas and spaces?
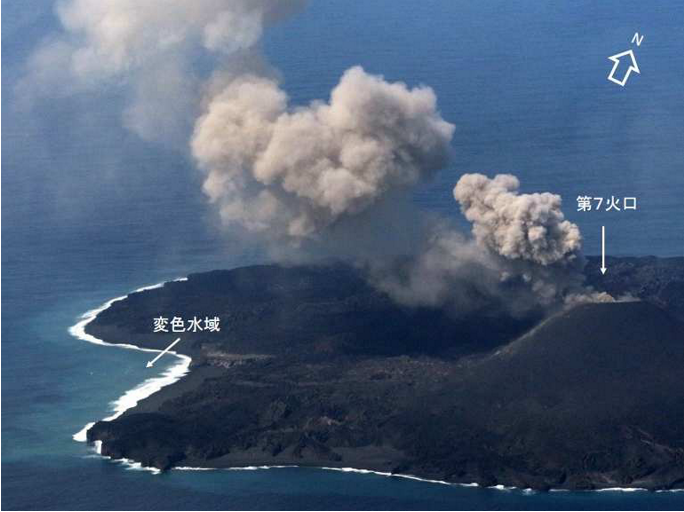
3, 1, 684, 509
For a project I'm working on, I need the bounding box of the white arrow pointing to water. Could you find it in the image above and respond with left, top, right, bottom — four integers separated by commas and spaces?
600, 226, 607, 275
146, 337, 181, 368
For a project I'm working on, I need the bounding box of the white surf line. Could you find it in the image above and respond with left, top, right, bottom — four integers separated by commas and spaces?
170, 458, 681, 493
90, 440, 161, 475
174, 464, 479, 488
319, 466, 460, 487
175, 460, 684, 494
595, 487, 647, 492
70, 277, 191, 449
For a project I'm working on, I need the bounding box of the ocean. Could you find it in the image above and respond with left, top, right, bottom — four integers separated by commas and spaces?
2, 1, 684, 510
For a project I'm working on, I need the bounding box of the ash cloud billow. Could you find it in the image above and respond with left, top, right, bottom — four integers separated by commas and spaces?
453, 173, 582, 266
192, 66, 455, 240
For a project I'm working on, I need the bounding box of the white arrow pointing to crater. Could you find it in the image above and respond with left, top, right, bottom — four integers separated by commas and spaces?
601, 226, 607, 275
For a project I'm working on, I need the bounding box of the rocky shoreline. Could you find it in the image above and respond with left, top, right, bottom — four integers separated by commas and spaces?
85, 257, 684, 491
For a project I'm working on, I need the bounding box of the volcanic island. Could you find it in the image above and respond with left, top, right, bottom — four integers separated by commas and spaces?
85, 256, 684, 491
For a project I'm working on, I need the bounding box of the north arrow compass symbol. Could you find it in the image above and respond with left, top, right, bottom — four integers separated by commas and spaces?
607, 32, 643, 87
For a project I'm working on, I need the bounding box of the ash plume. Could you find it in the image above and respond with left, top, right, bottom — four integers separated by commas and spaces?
371, 174, 612, 314
22, 0, 611, 315
451, 173, 610, 306
453, 173, 582, 266
192, 66, 455, 241
20, 0, 305, 142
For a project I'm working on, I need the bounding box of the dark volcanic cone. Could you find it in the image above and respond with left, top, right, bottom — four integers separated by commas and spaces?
395, 301, 684, 490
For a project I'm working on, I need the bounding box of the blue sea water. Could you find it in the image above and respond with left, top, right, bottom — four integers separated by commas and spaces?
2, 1, 684, 510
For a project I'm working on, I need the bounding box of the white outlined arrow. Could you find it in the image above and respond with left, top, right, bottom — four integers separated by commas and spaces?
146, 337, 181, 368
600, 226, 607, 275
607, 49, 640, 86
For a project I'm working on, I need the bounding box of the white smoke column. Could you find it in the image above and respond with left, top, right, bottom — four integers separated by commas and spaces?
192, 66, 455, 241
22, 0, 305, 141
453, 173, 582, 266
